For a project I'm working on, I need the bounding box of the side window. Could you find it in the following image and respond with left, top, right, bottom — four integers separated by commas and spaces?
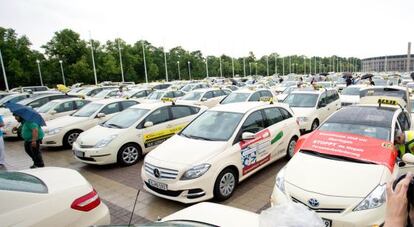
171, 106, 193, 119
241, 111, 265, 134
173, 91, 185, 98
326, 91, 334, 104
75, 100, 88, 109
318, 93, 327, 107
203, 92, 213, 99
223, 89, 231, 95
213, 90, 223, 97
133, 91, 147, 98
279, 108, 293, 119
164, 92, 174, 98
29, 98, 48, 108
146, 107, 170, 125
397, 112, 410, 131
263, 108, 284, 127
190, 106, 201, 114
108, 91, 118, 97
260, 90, 273, 98
121, 101, 137, 110
100, 102, 121, 115
248, 92, 260, 101
55, 101, 74, 113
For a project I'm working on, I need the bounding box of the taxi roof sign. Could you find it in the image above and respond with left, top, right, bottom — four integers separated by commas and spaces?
378, 98, 398, 106
161, 97, 176, 104
259, 97, 274, 104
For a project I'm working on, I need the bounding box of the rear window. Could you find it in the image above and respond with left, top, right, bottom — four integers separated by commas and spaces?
0, 172, 48, 193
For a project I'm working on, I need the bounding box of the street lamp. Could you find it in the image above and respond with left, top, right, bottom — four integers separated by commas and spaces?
59, 60, 66, 86
36, 59, 44, 86
205, 58, 209, 78
177, 61, 181, 80
255, 63, 258, 76
187, 61, 192, 80
118, 40, 124, 82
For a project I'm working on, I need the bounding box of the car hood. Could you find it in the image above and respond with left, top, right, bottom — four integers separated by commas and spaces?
285, 152, 386, 197
45, 115, 88, 130
77, 125, 124, 146
290, 107, 315, 117
340, 95, 360, 103
162, 202, 259, 227
147, 134, 227, 166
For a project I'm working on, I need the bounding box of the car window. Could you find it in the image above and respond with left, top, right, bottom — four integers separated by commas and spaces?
263, 108, 284, 127
260, 90, 273, 98
132, 91, 147, 98
318, 92, 327, 107
28, 98, 49, 108
173, 91, 185, 98
171, 106, 193, 119
213, 90, 224, 97
397, 112, 410, 131
203, 91, 213, 99
0, 172, 48, 193
121, 101, 137, 110
145, 107, 170, 125
100, 102, 121, 115
279, 108, 293, 119
241, 110, 265, 134
223, 89, 231, 95
164, 92, 174, 98
54, 101, 74, 113
108, 90, 118, 97
248, 92, 260, 102
75, 100, 89, 109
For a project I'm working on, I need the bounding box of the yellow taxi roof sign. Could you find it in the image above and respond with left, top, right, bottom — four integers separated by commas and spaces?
378, 98, 398, 106
161, 97, 176, 104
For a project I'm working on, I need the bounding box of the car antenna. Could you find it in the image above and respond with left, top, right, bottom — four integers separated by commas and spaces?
128, 189, 141, 226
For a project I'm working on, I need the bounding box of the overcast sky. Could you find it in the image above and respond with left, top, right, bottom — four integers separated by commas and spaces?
0, 0, 413, 58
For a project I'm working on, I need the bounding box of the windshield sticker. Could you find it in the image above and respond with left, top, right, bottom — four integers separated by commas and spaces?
240, 129, 271, 175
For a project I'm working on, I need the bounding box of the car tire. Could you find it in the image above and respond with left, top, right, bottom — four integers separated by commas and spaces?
63, 130, 82, 148
117, 143, 142, 166
286, 137, 298, 159
213, 167, 237, 201
311, 119, 319, 131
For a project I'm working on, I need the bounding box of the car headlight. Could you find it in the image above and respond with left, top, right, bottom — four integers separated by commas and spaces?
47, 127, 63, 135
180, 164, 211, 180
297, 117, 308, 122
353, 184, 386, 211
275, 167, 286, 194
95, 134, 118, 148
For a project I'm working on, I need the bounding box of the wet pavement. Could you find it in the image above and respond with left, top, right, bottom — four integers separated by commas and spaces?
1, 138, 286, 225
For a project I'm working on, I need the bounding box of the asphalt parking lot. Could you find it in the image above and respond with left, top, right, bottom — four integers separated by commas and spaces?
1, 138, 286, 225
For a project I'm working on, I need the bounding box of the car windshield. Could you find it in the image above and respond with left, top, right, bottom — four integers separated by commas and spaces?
319, 122, 390, 140
341, 87, 360, 96
180, 111, 243, 141
181, 91, 203, 101
77, 87, 94, 95
372, 79, 387, 86
72, 103, 103, 117
360, 87, 407, 102
284, 93, 318, 108
94, 90, 113, 98
37, 101, 58, 113
103, 108, 149, 129
220, 92, 250, 104
317, 82, 331, 88
147, 91, 164, 100
282, 87, 295, 95
181, 84, 195, 92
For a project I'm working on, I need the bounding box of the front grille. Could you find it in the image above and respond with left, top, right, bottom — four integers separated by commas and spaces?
144, 182, 182, 197
144, 162, 179, 180
291, 196, 345, 213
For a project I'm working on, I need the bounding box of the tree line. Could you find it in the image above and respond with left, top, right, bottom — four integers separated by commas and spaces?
0, 27, 361, 90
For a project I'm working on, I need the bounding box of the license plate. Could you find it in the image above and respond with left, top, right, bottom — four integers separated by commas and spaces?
322, 218, 332, 227
74, 150, 84, 158
148, 179, 168, 191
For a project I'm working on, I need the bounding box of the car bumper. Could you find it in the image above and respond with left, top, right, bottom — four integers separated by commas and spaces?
298, 121, 312, 131
75, 202, 111, 226
141, 165, 215, 204
72, 142, 118, 165
42, 133, 65, 147
270, 186, 385, 227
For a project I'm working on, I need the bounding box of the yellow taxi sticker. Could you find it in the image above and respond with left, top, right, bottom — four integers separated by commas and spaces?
161, 97, 175, 103
143, 124, 187, 142
378, 99, 398, 106
260, 97, 272, 102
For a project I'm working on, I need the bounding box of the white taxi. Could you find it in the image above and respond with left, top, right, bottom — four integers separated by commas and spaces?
219, 88, 276, 105
37, 98, 90, 121
42, 99, 138, 148
176, 88, 230, 108
339, 85, 366, 106
142, 101, 300, 203
140, 89, 186, 104
73, 102, 207, 166
284, 88, 341, 132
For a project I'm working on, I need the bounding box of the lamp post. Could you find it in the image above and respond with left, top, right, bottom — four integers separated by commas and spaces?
89, 35, 98, 85
187, 61, 191, 80
36, 59, 44, 86
255, 63, 258, 76
142, 41, 148, 83
117, 40, 124, 82
205, 57, 209, 78
0, 49, 9, 91
177, 61, 181, 80
59, 60, 66, 86
231, 57, 235, 78
164, 50, 168, 82
274, 55, 277, 75
249, 62, 252, 76
266, 55, 269, 76
289, 56, 292, 74
219, 57, 223, 77
243, 58, 246, 77
282, 57, 285, 75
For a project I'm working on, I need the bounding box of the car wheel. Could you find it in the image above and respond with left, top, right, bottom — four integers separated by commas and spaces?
286, 137, 298, 159
214, 168, 237, 201
63, 130, 82, 148
311, 119, 319, 131
117, 143, 142, 166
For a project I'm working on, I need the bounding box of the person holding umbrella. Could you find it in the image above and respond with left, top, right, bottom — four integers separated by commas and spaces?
5, 102, 46, 168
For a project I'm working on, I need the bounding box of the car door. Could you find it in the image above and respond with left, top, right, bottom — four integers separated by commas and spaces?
262, 107, 287, 159
94, 102, 123, 125
138, 106, 172, 152
169, 105, 200, 130
316, 92, 330, 123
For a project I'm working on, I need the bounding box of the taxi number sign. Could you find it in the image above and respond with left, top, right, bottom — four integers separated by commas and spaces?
378, 99, 397, 106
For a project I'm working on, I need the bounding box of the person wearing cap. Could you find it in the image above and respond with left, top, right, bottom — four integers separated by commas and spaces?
394, 130, 414, 158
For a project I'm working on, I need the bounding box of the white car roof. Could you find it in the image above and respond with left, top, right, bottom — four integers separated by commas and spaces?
232, 88, 269, 94
90, 98, 129, 105
211, 101, 284, 114
47, 97, 86, 103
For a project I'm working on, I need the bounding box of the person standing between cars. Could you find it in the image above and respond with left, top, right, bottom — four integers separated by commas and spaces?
117, 85, 125, 98
394, 131, 414, 158
369, 77, 375, 86
13, 114, 45, 168
346, 77, 352, 86
0, 114, 5, 167
297, 77, 304, 88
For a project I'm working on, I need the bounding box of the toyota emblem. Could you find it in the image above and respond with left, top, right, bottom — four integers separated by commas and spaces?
308, 198, 319, 207
153, 168, 161, 178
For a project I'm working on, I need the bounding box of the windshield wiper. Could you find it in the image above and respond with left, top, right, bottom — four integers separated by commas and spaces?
181, 133, 213, 141
301, 150, 376, 165
107, 123, 123, 129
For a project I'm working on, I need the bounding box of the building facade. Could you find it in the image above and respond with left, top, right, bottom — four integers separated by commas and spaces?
362, 54, 414, 72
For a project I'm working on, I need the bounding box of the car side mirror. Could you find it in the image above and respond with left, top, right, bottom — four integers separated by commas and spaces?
201, 97, 207, 102
402, 153, 414, 164
242, 132, 255, 140
96, 113, 106, 118
50, 110, 57, 115
144, 121, 154, 128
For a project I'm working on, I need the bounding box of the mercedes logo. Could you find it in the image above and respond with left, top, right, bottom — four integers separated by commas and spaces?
308, 198, 320, 207
153, 168, 161, 178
